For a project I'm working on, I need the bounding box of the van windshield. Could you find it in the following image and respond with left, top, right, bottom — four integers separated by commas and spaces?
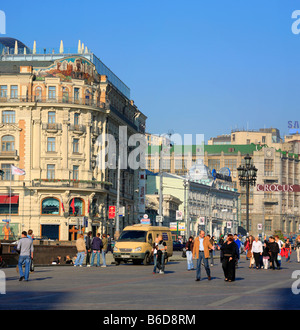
118, 231, 147, 242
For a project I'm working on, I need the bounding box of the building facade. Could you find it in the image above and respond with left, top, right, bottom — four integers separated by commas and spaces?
0, 38, 147, 241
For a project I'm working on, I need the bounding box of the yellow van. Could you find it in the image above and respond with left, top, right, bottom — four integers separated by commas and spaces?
113, 224, 173, 265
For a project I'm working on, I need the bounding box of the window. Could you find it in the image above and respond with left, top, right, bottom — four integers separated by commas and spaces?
47, 137, 55, 152
41, 197, 60, 215
264, 159, 274, 176
265, 219, 272, 232
35, 86, 42, 101
2, 110, 15, 123
69, 198, 84, 216
208, 159, 220, 172
247, 139, 251, 145
48, 111, 56, 124
0, 85, 7, 98
0, 195, 19, 214
48, 86, 56, 100
10, 85, 18, 99
62, 87, 69, 103
262, 136, 266, 144
73, 165, 79, 180
47, 164, 55, 179
73, 138, 79, 153
74, 88, 80, 101
74, 113, 79, 126
1, 164, 14, 181
2, 135, 15, 152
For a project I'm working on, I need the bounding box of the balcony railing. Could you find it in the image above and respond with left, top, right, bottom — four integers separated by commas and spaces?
0, 96, 106, 110
0, 150, 19, 159
32, 179, 111, 190
69, 124, 86, 134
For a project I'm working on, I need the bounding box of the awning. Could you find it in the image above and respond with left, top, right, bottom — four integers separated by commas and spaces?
0, 195, 19, 204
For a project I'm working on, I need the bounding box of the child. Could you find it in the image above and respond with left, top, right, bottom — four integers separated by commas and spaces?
262, 241, 270, 270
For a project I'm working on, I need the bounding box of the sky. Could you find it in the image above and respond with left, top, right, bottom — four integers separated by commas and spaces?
1, 0, 300, 143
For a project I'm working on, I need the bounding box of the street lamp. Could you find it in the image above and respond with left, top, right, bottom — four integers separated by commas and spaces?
237, 154, 258, 233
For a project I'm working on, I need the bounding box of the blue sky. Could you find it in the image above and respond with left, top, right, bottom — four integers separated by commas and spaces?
2, 0, 300, 142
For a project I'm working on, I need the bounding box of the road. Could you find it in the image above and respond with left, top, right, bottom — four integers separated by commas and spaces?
0, 252, 299, 310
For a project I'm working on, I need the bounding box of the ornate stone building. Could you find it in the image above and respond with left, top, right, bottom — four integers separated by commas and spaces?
0, 37, 146, 240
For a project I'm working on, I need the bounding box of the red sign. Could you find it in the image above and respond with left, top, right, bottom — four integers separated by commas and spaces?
108, 206, 116, 219
256, 184, 300, 192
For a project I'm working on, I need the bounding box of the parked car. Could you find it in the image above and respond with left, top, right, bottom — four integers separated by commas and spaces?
173, 241, 185, 251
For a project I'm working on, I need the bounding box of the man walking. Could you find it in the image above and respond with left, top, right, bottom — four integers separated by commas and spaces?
193, 230, 213, 281
90, 233, 103, 267
74, 234, 86, 267
85, 231, 92, 267
17, 231, 34, 281
268, 236, 280, 270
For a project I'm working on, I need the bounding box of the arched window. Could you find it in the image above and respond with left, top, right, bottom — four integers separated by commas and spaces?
41, 197, 60, 215
62, 86, 69, 103
1, 135, 14, 152
69, 198, 84, 216
35, 86, 42, 102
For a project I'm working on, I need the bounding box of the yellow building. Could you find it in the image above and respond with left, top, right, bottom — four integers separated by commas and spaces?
0, 37, 146, 241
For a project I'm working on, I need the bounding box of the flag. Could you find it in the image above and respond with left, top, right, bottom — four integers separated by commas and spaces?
11, 165, 25, 176
62, 201, 65, 213
70, 198, 75, 215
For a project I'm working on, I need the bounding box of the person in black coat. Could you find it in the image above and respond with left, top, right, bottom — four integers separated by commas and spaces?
220, 234, 238, 282
268, 236, 280, 270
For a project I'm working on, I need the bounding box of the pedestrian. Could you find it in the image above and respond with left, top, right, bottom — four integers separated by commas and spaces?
248, 235, 255, 268
27, 229, 34, 273
101, 234, 108, 267
268, 236, 280, 270
156, 235, 167, 274
218, 235, 224, 246
151, 237, 159, 274
281, 239, 292, 263
244, 237, 250, 260
90, 233, 103, 267
251, 236, 263, 269
234, 234, 241, 267
185, 236, 194, 271
74, 234, 86, 267
17, 231, 34, 281
192, 230, 213, 282
208, 235, 215, 267
85, 231, 92, 267
107, 234, 112, 254
294, 235, 300, 263
274, 235, 284, 268
262, 240, 270, 270
220, 234, 238, 282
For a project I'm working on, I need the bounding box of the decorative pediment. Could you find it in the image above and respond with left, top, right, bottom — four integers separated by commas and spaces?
0, 123, 22, 132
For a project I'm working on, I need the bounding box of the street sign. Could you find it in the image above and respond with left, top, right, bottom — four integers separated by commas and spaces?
119, 206, 125, 217
198, 217, 205, 225
156, 216, 164, 223
140, 214, 150, 224
257, 223, 262, 231
108, 206, 116, 219
226, 221, 232, 229
176, 210, 183, 221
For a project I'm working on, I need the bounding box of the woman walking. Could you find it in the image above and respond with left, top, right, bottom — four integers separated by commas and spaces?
247, 235, 254, 268
295, 235, 300, 263
220, 234, 238, 282
251, 236, 263, 269
185, 236, 194, 271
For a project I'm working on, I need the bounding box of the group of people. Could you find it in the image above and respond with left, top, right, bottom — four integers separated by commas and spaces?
244, 234, 300, 270
183, 231, 300, 283
74, 232, 113, 268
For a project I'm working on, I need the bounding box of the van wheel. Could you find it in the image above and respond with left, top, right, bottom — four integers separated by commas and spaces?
114, 259, 121, 266
143, 253, 150, 265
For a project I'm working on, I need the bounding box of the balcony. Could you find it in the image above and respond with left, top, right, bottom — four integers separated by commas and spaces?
0, 96, 106, 110
69, 124, 86, 134
0, 150, 19, 160
42, 123, 62, 133
32, 179, 111, 191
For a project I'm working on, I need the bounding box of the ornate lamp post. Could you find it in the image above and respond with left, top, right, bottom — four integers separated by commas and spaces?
237, 154, 258, 233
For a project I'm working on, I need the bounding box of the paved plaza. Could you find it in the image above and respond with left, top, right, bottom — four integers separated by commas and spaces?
0, 252, 299, 310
